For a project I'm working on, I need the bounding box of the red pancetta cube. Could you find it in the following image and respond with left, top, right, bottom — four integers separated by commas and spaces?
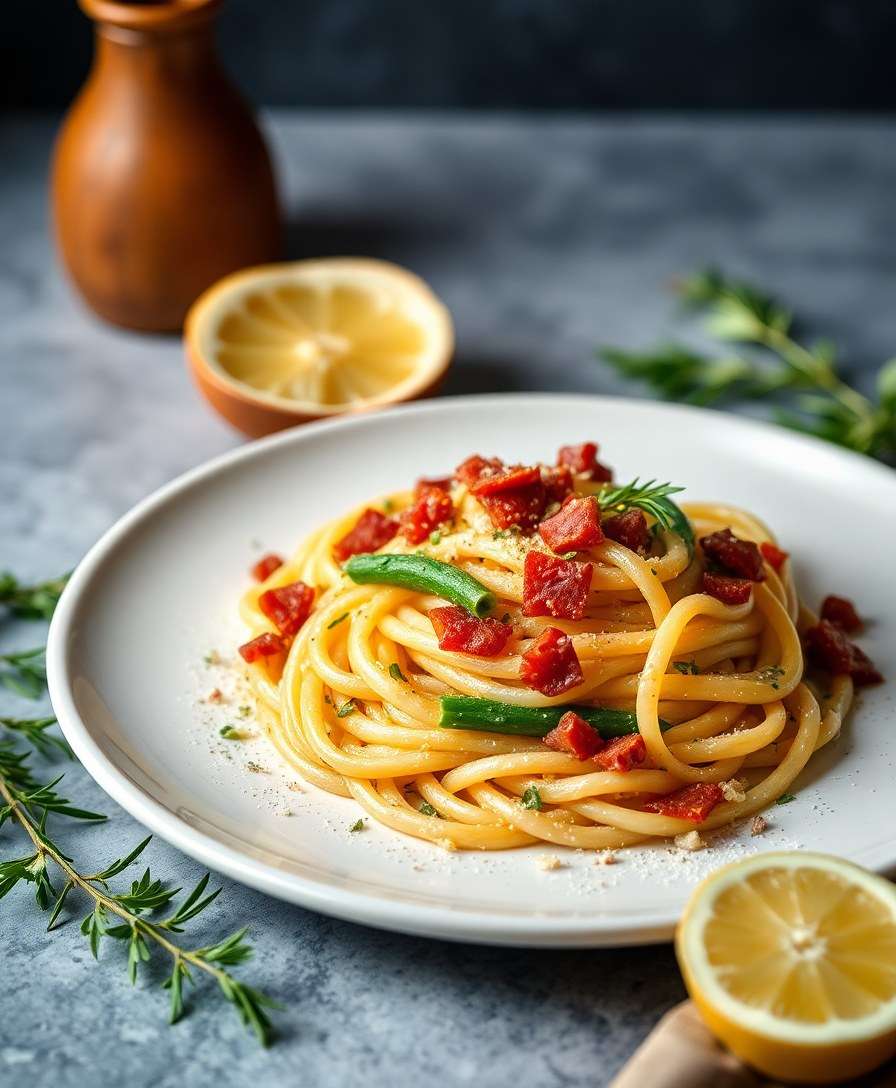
557, 442, 613, 482
470, 465, 542, 496
643, 782, 725, 822
523, 550, 593, 620
429, 605, 511, 657
238, 632, 286, 663
805, 619, 882, 686
519, 627, 583, 697
539, 497, 604, 553
541, 464, 574, 506
543, 711, 604, 760
401, 484, 454, 545
333, 508, 399, 562
702, 571, 753, 605
250, 553, 284, 582
602, 509, 649, 553
479, 485, 547, 532
759, 541, 789, 573
454, 454, 505, 487
700, 528, 764, 581
593, 733, 646, 772
258, 580, 315, 637
820, 594, 862, 633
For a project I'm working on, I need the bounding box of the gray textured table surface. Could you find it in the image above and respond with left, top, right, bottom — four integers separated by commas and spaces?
2, 113, 895, 1088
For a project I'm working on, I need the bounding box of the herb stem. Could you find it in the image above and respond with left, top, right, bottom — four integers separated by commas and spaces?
759, 323, 874, 424
0, 775, 211, 981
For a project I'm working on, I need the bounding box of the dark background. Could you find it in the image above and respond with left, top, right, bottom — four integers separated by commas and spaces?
8, 0, 896, 111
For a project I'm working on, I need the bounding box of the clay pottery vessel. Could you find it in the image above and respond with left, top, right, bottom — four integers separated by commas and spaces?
52, 0, 282, 332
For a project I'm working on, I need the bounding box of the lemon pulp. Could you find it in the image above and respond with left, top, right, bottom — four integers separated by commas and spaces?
215, 282, 428, 406
705, 865, 896, 1024
187, 258, 453, 417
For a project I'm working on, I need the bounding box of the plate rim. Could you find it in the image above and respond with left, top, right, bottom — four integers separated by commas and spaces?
46, 393, 896, 947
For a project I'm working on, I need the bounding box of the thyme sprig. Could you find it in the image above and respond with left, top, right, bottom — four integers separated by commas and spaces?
0, 571, 70, 620
0, 647, 47, 699
598, 479, 695, 557
0, 742, 278, 1043
601, 268, 896, 458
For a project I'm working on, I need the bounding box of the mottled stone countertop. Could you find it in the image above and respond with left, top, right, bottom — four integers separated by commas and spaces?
1, 113, 894, 1088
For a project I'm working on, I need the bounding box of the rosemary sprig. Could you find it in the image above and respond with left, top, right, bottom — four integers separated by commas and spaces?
0, 566, 278, 1044
601, 268, 896, 459
598, 479, 695, 557
0, 742, 278, 1043
0, 647, 47, 700
0, 571, 70, 620
0, 716, 71, 760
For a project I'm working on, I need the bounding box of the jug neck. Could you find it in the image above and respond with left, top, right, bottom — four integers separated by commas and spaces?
81, 0, 222, 44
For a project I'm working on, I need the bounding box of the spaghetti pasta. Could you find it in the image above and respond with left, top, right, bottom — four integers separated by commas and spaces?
235, 443, 879, 852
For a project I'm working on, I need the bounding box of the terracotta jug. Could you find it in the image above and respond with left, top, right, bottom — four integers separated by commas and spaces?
52, 0, 282, 332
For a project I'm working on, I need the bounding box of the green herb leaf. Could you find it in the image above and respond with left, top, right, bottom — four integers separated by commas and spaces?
757, 665, 786, 691
520, 785, 543, 811
419, 801, 439, 818
601, 268, 893, 459
673, 661, 700, 675
219, 725, 244, 740
598, 479, 694, 557
349, 818, 365, 832
336, 700, 355, 718
878, 358, 896, 418
0, 647, 47, 700
388, 663, 407, 683
0, 571, 69, 620
776, 792, 797, 806
0, 717, 71, 760
327, 613, 349, 629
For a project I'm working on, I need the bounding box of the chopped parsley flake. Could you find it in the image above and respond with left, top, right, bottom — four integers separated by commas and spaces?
673, 661, 701, 675
327, 613, 349, 629
219, 725, 243, 740
419, 801, 439, 818
776, 792, 796, 806
757, 665, 786, 690
388, 663, 407, 683
521, 785, 543, 811
337, 699, 355, 718
429, 530, 442, 545
238, 705, 251, 718
203, 651, 219, 666
492, 530, 509, 540
349, 818, 365, 832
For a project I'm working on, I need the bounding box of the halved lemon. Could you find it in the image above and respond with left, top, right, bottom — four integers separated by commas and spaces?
676, 852, 896, 1083
185, 258, 454, 437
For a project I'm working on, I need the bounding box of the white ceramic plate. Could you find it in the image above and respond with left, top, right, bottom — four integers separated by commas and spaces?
47, 394, 896, 947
